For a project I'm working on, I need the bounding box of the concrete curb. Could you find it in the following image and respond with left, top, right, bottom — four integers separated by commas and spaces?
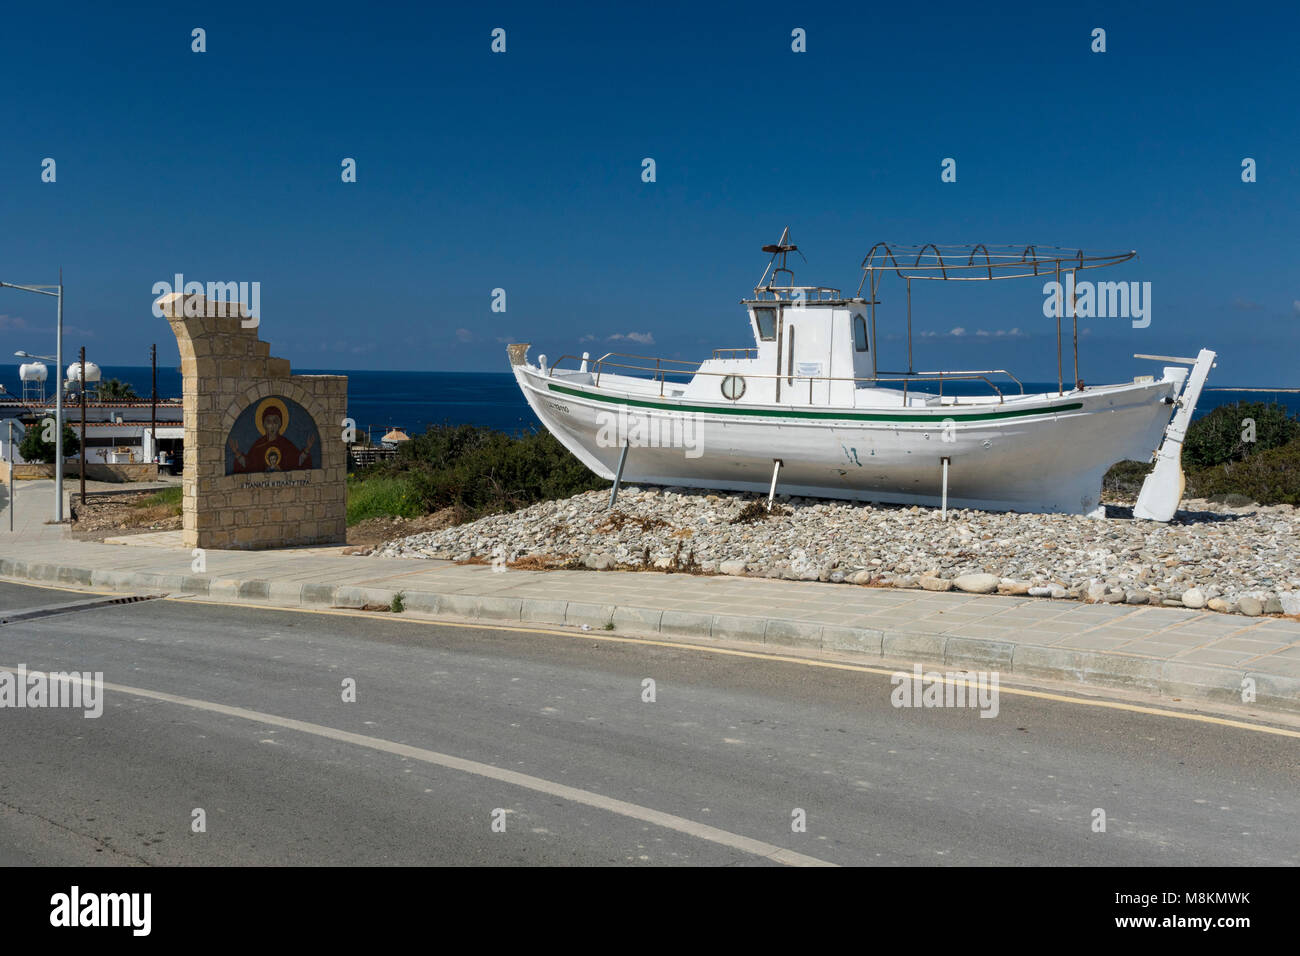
2, 557, 1296, 715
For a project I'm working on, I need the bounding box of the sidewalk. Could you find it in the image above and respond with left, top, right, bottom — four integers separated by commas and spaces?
0, 478, 71, 541
0, 477, 178, 540
2, 484, 1298, 714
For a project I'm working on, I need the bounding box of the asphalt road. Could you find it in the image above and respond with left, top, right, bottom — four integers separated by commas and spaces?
0, 580, 1295, 866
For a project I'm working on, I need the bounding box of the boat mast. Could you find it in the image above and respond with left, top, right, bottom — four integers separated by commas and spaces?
758, 227, 801, 294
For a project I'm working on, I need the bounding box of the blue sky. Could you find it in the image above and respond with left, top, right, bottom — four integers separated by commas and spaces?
1, 0, 1296, 385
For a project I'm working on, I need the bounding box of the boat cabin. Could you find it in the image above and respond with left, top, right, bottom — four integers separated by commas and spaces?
683, 294, 876, 406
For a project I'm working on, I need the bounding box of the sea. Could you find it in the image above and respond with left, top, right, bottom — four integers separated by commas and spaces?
5, 367, 1296, 438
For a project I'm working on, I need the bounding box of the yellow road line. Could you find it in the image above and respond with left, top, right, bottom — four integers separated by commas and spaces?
0, 579, 120, 597
169, 595, 1300, 741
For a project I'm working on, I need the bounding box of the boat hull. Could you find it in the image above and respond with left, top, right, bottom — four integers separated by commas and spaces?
513, 366, 1180, 516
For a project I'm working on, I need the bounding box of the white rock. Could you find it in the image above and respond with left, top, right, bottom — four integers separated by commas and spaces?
954, 573, 999, 594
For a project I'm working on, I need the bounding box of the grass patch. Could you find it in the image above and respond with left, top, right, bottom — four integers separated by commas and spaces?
347, 474, 427, 524
132, 486, 183, 515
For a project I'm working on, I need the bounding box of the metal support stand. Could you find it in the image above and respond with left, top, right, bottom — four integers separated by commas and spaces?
1054, 261, 1063, 396
941, 457, 951, 520
766, 459, 783, 511
608, 441, 630, 509
1070, 269, 1079, 390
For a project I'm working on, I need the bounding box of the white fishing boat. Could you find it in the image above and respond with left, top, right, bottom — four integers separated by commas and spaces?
508, 232, 1214, 521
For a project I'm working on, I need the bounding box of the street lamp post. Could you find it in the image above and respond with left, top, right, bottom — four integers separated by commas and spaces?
4, 271, 66, 522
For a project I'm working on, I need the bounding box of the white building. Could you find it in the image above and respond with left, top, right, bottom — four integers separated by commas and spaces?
0, 397, 184, 472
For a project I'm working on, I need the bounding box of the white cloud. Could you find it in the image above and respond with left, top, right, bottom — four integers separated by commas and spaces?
919, 327, 1024, 340
1293, 300, 1300, 316
579, 334, 597, 343
455, 328, 473, 343
0, 314, 28, 330
608, 332, 654, 345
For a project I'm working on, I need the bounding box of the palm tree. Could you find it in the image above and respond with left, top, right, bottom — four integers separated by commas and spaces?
97, 378, 141, 402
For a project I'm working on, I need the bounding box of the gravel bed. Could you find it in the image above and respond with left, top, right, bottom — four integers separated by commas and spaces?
372, 487, 1300, 616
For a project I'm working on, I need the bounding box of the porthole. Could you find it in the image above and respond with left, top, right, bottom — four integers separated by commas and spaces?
720, 375, 746, 401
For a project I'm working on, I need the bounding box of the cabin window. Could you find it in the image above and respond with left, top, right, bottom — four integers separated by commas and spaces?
753, 307, 777, 341
853, 314, 869, 352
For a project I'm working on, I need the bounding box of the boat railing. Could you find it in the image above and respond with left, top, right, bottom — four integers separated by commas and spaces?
748, 285, 842, 303
546, 353, 1026, 405
876, 369, 1025, 404
712, 348, 758, 360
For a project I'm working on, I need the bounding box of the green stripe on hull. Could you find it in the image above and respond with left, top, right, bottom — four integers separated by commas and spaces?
546, 382, 1084, 424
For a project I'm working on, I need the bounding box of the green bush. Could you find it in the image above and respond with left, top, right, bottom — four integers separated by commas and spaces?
1182, 402, 1300, 469
355, 424, 607, 521
18, 422, 80, 464
1102, 459, 1152, 497
1186, 437, 1300, 506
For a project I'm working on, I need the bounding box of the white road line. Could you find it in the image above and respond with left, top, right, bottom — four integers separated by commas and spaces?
3, 665, 836, 867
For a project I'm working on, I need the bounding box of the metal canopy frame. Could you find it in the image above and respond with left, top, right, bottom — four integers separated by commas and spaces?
855, 243, 1138, 396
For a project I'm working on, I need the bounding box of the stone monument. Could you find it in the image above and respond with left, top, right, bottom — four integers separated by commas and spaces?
158, 293, 347, 549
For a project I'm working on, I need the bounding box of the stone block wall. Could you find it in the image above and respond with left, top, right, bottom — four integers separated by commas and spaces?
2, 462, 161, 482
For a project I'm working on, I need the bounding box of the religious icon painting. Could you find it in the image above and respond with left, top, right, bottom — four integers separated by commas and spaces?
225, 395, 321, 475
